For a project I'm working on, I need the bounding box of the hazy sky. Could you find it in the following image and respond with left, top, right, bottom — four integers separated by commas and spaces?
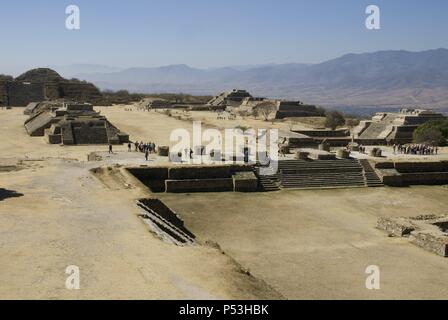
1, 0, 448, 74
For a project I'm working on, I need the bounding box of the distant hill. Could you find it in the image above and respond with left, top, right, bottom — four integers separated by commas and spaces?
49, 64, 124, 79
68, 49, 448, 110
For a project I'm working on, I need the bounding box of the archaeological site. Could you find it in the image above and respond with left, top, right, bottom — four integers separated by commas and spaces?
2, 1, 448, 308
3, 79, 448, 301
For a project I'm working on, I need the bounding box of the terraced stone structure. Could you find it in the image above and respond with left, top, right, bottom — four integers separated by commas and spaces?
23, 100, 70, 116
0, 68, 106, 106
24, 102, 129, 145
208, 89, 255, 108
256, 158, 383, 191
355, 108, 446, 145
274, 101, 322, 119
138, 98, 174, 110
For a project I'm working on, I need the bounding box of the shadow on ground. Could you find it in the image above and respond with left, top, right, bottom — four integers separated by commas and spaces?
0, 188, 24, 201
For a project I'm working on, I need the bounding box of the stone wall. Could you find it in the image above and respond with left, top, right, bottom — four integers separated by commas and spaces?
168, 165, 252, 180
375, 161, 448, 186
394, 161, 448, 173
126, 167, 168, 192
70, 121, 109, 145
6, 82, 45, 106
165, 178, 234, 193
127, 164, 255, 193
294, 129, 350, 138
232, 171, 258, 192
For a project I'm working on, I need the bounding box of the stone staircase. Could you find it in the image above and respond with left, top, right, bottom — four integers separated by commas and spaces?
257, 173, 281, 191
359, 159, 384, 187
359, 114, 398, 140
256, 159, 383, 190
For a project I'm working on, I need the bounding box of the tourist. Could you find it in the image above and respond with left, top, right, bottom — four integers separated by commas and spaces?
134, 141, 139, 152
108, 144, 113, 154
128, 142, 132, 152
145, 149, 149, 161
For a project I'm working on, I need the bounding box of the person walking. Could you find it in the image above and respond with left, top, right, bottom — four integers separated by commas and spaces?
145, 149, 149, 161
108, 144, 113, 154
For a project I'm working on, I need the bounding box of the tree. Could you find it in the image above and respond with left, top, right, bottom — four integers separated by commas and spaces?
325, 110, 346, 130
414, 120, 448, 146
346, 118, 360, 128
115, 90, 130, 97
254, 101, 277, 121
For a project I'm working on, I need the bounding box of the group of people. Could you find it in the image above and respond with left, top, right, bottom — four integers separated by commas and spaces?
358, 145, 367, 154
393, 144, 438, 155
127, 141, 157, 161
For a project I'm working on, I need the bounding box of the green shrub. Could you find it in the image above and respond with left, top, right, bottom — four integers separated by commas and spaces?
413, 120, 448, 146
325, 110, 346, 130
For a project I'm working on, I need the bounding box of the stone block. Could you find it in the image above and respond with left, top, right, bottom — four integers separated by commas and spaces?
232, 171, 258, 192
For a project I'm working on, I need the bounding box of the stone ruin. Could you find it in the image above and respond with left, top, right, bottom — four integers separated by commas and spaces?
24, 102, 129, 145
137, 98, 174, 110
373, 160, 448, 186
206, 89, 322, 119
377, 214, 448, 257
256, 158, 383, 191
207, 89, 255, 108
127, 164, 258, 193
23, 100, 72, 116
289, 128, 352, 148
354, 108, 446, 145
0, 68, 107, 107
273, 101, 322, 119
136, 198, 196, 245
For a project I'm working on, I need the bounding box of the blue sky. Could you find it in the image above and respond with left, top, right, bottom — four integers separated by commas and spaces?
0, 0, 447, 74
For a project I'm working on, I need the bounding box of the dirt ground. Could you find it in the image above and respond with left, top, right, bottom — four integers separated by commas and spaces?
159, 186, 448, 299
0, 107, 281, 299
1, 105, 448, 300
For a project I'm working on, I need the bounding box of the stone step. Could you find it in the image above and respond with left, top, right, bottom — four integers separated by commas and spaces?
283, 181, 365, 185
282, 180, 364, 185
256, 158, 384, 190
283, 183, 365, 188
282, 177, 364, 182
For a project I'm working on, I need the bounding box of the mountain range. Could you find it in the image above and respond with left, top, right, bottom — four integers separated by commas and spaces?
51, 49, 448, 111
